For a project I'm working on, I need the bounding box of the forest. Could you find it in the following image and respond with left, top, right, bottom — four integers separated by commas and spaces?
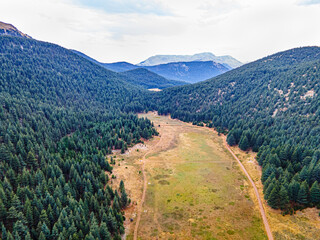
2, 35, 320, 240
149, 47, 320, 213
0, 36, 157, 239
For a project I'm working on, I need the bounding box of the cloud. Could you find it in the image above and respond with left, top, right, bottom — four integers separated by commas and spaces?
1, 0, 320, 64
298, 0, 320, 5
71, 0, 170, 15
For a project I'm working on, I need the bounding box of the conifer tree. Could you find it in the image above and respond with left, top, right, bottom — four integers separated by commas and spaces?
227, 133, 236, 146
279, 186, 289, 210
310, 181, 320, 205
239, 135, 249, 151
297, 181, 309, 205
267, 184, 280, 209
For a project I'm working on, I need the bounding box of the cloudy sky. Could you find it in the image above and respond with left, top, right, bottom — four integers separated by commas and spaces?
1, 0, 320, 64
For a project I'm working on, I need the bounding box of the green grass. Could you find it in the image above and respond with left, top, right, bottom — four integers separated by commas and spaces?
137, 114, 267, 239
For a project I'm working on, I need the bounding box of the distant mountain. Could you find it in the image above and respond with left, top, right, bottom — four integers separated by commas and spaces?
144, 61, 230, 83
72, 50, 233, 83
72, 49, 185, 89
138, 52, 243, 68
103, 62, 139, 72
0, 21, 31, 38
72, 50, 139, 72
120, 68, 187, 89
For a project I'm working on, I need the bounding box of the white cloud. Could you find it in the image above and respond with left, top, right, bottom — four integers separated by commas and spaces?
0, 0, 320, 64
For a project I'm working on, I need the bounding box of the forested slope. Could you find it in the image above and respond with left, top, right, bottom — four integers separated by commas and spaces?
150, 47, 320, 212
120, 68, 187, 89
0, 36, 157, 239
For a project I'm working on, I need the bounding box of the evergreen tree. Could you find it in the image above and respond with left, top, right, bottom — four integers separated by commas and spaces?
2, 224, 8, 240
278, 186, 289, 210
267, 183, 280, 209
297, 181, 309, 205
239, 135, 249, 151
310, 181, 320, 205
227, 133, 236, 146
0, 199, 7, 222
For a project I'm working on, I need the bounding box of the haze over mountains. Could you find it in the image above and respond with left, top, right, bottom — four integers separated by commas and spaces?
73, 50, 240, 83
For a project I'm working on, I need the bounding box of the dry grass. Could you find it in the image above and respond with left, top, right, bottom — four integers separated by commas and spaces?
110, 112, 320, 240
120, 113, 266, 239
230, 147, 320, 240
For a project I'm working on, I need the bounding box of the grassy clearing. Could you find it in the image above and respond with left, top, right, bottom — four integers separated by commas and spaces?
133, 113, 266, 239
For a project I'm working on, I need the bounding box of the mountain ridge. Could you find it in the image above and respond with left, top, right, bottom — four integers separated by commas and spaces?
0, 21, 31, 38
138, 52, 243, 68
120, 68, 187, 89
144, 60, 230, 83
72, 50, 232, 83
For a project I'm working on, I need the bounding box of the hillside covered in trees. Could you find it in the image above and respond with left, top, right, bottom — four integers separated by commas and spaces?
149, 47, 320, 213
0, 35, 158, 239
120, 68, 187, 90
2, 30, 320, 240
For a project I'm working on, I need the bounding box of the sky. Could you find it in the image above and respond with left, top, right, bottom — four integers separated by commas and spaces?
1, 0, 320, 64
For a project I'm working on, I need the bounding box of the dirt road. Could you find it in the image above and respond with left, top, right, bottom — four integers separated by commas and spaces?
133, 150, 147, 240
133, 133, 164, 240
224, 140, 274, 240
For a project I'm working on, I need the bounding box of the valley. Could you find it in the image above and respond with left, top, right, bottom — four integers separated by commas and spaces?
111, 113, 267, 239
1, 19, 320, 240
111, 112, 320, 239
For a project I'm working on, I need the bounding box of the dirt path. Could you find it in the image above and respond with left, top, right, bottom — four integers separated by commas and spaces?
133, 134, 163, 240
133, 149, 148, 240
224, 139, 274, 240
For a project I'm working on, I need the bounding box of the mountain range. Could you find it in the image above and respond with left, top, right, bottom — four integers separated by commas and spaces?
138, 52, 243, 68
73, 50, 237, 83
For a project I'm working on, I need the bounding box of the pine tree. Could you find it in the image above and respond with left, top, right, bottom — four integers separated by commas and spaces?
7, 206, 19, 223
41, 223, 50, 239
288, 179, 300, 202
297, 181, 309, 205
39, 232, 46, 240
26, 151, 38, 169
310, 181, 320, 205
13, 220, 29, 239
239, 135, 249, 151
25, 232, 32, 240
0, 145, 11, 163
119, 180, 125, 192
2, 224, 8, 240
25, 201, 33, 227
39, 210, 49, 227
100, 222, 112, 240
120, 189, 128, 208
278, 186, 289, 210
0, 199, 7, 222
268, 185, 280, 209
227, 133, 236, 146
11, 194, 22, 212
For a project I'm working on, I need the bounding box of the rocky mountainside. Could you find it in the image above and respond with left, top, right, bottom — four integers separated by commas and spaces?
0, 21, 31, 38
138, 52, 243, 68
